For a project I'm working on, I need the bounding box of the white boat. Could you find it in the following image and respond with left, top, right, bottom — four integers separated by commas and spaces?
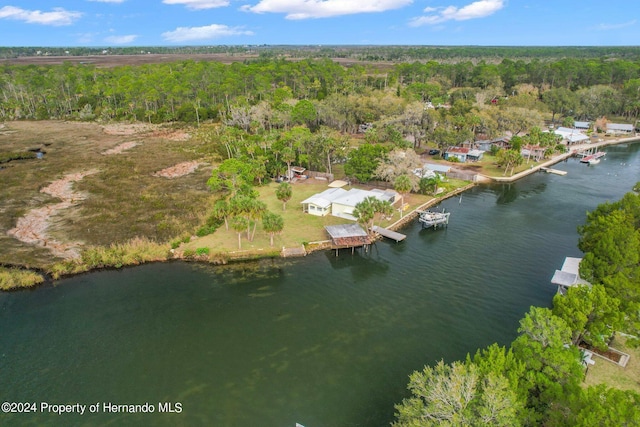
418, 210, 450, 229
588, 158, 600, 165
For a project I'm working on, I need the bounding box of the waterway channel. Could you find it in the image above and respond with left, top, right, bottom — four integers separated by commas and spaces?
1, 142, 639, 427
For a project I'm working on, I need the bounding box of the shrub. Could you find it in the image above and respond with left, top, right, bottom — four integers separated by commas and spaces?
0, 267, 44, 290
195, 247, 210, 256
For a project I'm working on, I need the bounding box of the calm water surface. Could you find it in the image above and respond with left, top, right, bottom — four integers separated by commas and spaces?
1, 142, 639, 427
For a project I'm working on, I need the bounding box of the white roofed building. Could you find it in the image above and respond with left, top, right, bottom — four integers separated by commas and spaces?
554, 127, 590, 145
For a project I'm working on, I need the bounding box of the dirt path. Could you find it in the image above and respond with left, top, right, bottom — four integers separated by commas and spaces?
7, 171, 98, 259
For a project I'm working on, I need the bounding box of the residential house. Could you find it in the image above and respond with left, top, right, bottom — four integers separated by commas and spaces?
521, 145, 546, 162
331, 188, 396, 221
474, 140, 493, 152
490, 136, 512, 150
467, 149, 484, 162
301, 187, 347, 217
606, 123, 634, 134
444, 147, 469, 162
574, 121, 590, 130
554, 127, 590, 145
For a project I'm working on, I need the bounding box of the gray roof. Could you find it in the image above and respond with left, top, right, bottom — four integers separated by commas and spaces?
332, 188, 388, 208
301, 187, 347, 209
424, 163, 451, 173
607, 123, 634, 131
551, 270, 578, 287
574, 121, 590, 128
325, 223, 368, 239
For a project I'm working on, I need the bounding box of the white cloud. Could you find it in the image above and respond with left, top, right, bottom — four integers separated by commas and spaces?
87, 0, 126, 3
410, 0, 504, 26
162, 24, 254, 42
242, 0, 413, 20
104, 34, 138, 44
162, 0, 230, 10
0, 6, 82, 26
595, 20, 636, 31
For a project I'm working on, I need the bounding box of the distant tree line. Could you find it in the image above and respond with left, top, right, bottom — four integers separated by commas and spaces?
2, 53, 639, 185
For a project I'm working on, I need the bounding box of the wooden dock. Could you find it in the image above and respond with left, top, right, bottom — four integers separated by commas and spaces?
540, 167, 567, 176
371, 226, 406, 242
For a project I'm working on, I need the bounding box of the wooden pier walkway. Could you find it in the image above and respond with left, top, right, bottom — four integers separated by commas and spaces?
371, 226, 406, 242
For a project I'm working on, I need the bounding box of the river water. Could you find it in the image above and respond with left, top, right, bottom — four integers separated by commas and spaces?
1, 142, 639, 427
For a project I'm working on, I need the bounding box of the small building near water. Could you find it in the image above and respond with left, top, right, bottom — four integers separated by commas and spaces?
551, 257, 591, 294
606, 123, 634, 134
325, 223, 372, 254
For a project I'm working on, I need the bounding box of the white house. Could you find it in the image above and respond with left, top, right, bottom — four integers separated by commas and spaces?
331, 188, 396, 221
606, 123, 634, 134
554, 127, 590, 145
301, 187, 348, 217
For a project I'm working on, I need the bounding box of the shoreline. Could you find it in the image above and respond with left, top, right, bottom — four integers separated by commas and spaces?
483, 135, 640, 183
3, 136, 639, 290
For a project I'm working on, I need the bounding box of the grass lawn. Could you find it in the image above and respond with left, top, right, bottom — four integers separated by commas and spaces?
583, 335, 640, 394
182, 179, 439, 257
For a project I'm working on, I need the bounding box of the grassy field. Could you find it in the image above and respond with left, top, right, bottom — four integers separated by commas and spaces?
0, 121, 213, 269
0, 120, 465, 280
583, 335, 640, 394
181, 179, 437, 257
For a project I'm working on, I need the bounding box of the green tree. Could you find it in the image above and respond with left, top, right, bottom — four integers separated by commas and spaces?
207, 157, 256, 196
394, 360, 522, 427
230, 215, 248, 249
275, 181, 293, 211
511, 307, 582, 419
291, 99, 317, 129
344, 143, 389, 183
419, 174, 442, 196
552, 284, 622, 350
542, 87, 578, 125
262, 211, 284, 247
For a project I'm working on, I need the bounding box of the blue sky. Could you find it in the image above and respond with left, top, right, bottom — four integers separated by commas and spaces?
0, 0, 638, 46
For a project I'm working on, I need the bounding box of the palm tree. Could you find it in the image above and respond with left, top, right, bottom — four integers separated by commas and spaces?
353, 197, 377, 235
275, 182, 293, 211
262, 211, 284, 247
230, 216, 248, 250
394, 174, 413, 218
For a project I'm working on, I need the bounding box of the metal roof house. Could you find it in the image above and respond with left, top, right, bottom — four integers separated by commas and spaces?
444, 147, 470, 162
606, 123, 634, 134
301, 187, 348, 217
424, 163, 452, 174
551, 257, 591, 295
331, 188, 396, 220
554, 127, 590, 144
574, 121, 590, 130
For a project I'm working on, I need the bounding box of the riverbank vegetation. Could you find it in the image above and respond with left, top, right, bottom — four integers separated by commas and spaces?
0, 266, 44, 290
1, 46, 639, 286
394, 186, 640, 426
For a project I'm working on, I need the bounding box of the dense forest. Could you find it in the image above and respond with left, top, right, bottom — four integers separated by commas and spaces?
1, 52, 639, 150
